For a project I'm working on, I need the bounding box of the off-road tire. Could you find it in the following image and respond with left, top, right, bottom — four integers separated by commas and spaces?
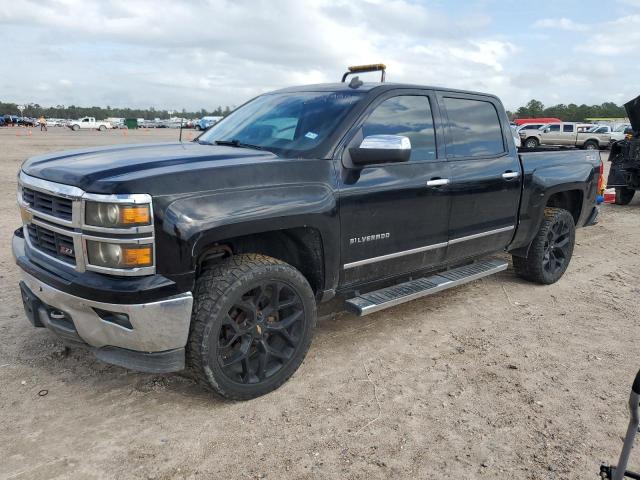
524, 137, 539, 149
513, 207, 576, 284
187, 254, 316, 400
615, 187, 635, 205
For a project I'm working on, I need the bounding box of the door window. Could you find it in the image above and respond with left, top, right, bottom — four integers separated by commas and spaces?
563, 124, 574, 133
362, 95, 437, 161
547, 124, 560, 132
442, 97, 505, 157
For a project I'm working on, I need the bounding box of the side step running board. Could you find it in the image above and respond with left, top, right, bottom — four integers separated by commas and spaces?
345, 259, 508, 316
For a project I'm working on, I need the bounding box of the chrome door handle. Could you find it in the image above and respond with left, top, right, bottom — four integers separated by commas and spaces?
426, 178, 449, 187
502, 171, 520, 180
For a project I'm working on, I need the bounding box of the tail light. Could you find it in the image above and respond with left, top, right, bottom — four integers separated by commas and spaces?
597, 159, 605, 194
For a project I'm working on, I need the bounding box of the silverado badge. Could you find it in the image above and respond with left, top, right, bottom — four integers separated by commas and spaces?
350, 233, 390, 245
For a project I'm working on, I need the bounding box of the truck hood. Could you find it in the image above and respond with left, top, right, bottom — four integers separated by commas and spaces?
625, 94, 640, 132
21, 142, 279, 193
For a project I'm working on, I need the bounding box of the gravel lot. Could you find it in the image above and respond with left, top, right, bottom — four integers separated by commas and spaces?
1, 127, 639, 480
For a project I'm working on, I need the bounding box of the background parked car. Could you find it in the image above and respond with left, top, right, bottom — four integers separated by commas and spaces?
610, 124, 632, 143
196, 116, 223, 131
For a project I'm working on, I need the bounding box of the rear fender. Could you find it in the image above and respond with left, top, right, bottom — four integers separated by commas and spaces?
509, 162, 596, 253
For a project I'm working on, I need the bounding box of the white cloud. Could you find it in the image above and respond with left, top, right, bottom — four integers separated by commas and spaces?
533, 18, 588, 31
575, 14, 640, 55
0, 0, 637, 112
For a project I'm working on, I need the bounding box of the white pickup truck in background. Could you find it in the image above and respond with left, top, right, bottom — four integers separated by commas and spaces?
520, 122, 610, 150
68, 117, 112, 131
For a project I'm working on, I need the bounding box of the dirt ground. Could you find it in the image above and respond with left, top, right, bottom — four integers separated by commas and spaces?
1, 127, 639, 480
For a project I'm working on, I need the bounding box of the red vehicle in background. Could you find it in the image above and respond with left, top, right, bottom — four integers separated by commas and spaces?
514, 117, 562, 126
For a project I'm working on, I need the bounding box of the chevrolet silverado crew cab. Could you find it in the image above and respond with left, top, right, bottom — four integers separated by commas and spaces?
13, 65, 602, 400
520, 122, 609, 150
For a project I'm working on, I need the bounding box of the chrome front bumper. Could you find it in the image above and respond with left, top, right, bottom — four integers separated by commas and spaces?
13, 234, 193, 354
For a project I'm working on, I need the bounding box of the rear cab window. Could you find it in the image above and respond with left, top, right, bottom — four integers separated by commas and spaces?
441, 96, 505, 158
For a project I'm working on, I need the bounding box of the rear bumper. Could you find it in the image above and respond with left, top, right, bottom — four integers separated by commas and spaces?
13, 233, 193, 373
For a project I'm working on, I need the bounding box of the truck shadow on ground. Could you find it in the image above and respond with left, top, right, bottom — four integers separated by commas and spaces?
10, 262, 551, 406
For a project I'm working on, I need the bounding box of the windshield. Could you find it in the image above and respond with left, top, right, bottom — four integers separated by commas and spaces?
198, 91, 366, 158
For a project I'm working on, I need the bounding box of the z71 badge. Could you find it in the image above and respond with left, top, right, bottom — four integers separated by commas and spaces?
349, 233, 390, 245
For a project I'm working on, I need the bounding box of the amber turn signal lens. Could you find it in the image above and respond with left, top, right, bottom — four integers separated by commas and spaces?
120, 206, 150, 225
123, 246, 152, 267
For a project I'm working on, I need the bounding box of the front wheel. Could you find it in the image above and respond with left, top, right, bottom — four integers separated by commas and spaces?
524, 137, 539, 149
187, 254, 316, 400
615, 187, 635, 205
513, 207, 576, 284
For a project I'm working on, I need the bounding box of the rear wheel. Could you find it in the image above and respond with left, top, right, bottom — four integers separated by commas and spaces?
615, 187, 635, 205
513, 207, 575, 284
584, 140, 598, 150
524, 137, 539, 149
187, 254, 316, 400
71, 124, 80, 131
98, 125, 106, 131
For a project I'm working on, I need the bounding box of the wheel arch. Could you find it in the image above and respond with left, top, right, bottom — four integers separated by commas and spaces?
545, 189, 583, 224
196, 227, 326, 297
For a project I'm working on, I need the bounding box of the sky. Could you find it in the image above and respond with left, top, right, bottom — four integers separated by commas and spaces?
1, 0, 639, 112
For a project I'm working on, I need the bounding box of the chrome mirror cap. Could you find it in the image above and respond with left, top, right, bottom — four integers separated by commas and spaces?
359, 135, 411, 150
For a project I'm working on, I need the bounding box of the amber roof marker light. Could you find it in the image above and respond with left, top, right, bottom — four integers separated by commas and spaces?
341, 64, 386, 83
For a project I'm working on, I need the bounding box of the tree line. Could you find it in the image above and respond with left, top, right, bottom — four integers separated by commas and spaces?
510, 99, 629, 122
0, 101, 232, 120
1, 98, 631, 122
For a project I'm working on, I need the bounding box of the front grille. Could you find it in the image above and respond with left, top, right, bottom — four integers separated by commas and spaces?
22, 188, 73, 221
26, 223, 76, 265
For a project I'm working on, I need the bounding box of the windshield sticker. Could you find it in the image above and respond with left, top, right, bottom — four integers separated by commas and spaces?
305, 132, 319, 140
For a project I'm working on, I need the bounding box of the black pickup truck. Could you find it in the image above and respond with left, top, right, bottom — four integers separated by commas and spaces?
13, 66, 602, 399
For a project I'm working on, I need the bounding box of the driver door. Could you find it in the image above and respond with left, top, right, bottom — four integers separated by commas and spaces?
337, 90, 452, 286
541, 124, 562, 144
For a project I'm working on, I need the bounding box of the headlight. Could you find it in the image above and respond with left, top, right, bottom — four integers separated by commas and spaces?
86, 240, 153, 269
85, 202, 151, 228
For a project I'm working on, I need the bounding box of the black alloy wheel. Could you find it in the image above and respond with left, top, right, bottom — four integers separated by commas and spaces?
512, 207, 576, 284
542, 215, 571, 275
218, 281, 304, 384
187, 254, 316, 400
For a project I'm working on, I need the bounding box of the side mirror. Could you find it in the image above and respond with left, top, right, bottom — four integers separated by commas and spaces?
349, 135, 411, 165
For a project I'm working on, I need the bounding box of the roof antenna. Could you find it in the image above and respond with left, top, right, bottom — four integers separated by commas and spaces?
349, 76, 363, 89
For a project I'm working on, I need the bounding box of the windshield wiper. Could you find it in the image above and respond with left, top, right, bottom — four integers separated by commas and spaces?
214, 139, 266, 151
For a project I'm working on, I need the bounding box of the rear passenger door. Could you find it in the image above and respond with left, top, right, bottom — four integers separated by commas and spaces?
560, 123, 576, 145
437, 93, 520, 263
